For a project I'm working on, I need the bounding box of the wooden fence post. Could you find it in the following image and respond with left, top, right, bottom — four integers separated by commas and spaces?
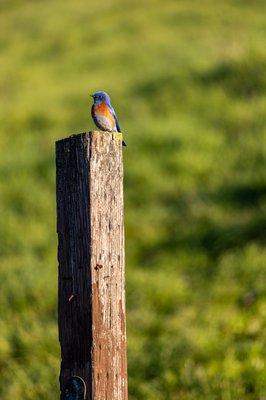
56, 131, 127, 400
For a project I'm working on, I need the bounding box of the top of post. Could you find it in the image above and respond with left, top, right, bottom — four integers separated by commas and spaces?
55, 130, 124, 147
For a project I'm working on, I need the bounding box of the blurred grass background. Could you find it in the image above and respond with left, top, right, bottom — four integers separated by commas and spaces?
0, 0, 266, 399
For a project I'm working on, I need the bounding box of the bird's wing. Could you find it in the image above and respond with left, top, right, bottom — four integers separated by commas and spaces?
109, 106, 121, 132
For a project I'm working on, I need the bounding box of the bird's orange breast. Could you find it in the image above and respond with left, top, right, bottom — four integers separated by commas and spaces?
94, 102, 112, 117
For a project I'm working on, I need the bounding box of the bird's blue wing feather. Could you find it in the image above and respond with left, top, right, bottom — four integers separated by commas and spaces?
114, 114, 121, 132
109, 105, 121, 132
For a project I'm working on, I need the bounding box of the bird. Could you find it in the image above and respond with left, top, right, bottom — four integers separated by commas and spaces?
91, 91, 126, 146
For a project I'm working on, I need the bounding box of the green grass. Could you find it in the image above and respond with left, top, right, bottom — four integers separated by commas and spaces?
0, 0, 266, 398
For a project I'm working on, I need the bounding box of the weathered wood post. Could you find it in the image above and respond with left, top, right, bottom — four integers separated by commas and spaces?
56, 131, 127, 400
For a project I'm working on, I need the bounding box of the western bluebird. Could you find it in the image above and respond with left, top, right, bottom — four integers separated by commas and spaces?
91, 91, 126, 146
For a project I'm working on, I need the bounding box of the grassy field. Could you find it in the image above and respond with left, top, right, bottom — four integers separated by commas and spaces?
0, 0, 266, 398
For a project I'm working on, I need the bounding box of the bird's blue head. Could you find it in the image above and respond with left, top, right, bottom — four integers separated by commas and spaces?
91, 91, 111, 106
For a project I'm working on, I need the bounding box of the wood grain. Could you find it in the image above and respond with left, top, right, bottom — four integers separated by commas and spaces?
56, 131, 127, 400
